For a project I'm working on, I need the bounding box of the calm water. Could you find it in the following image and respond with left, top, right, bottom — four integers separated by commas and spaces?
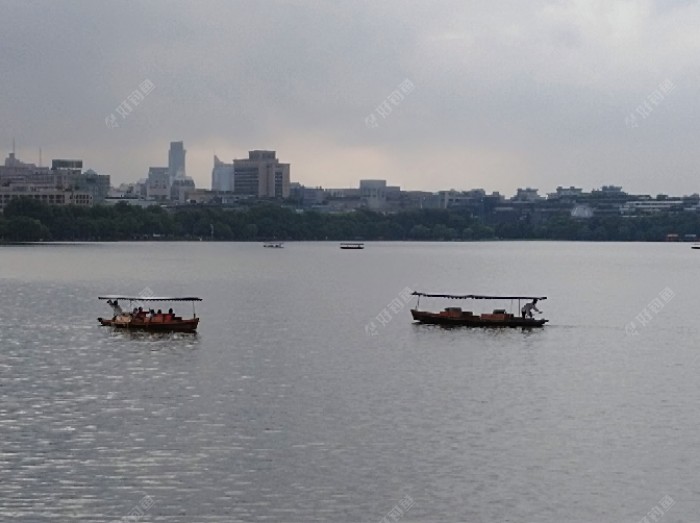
0, 241, 698, 522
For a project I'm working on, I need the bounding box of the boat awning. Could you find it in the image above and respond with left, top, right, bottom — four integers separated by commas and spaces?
99, 295, 202, 301
412, 292, 546, 300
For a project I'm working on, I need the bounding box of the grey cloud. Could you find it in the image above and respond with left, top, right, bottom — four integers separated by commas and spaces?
1, 0, 700, 195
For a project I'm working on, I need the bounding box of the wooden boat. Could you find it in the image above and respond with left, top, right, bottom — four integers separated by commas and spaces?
263, 242, 284, 248
411, 292, 548, 328
340, 242, 364, 250
97, 295, 202, 333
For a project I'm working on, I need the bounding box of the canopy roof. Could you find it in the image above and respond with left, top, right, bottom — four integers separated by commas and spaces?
99, 295, 202, 302
412, 292, 546, 300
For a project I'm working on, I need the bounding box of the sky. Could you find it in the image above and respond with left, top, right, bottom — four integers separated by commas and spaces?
2, 0, 700, 196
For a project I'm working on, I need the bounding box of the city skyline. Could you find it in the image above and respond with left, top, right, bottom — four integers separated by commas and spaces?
3, 1, 700, 196
7, 141, 700, 199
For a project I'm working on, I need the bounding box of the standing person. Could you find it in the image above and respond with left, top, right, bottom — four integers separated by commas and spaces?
107, 299, 123, 318
521, 298, 541, 319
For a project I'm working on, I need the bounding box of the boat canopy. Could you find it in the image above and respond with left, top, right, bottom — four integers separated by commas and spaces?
99, 295, 202, 302
411, 292, 546, 301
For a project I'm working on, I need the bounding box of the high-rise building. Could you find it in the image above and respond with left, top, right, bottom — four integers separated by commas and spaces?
233, 150, 290, 198
145, 141, 194, 202
168, 141, 186, 179
211, 155, 235, 192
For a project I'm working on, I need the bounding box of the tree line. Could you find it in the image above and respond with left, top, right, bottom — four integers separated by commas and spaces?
0, 197, 698, 242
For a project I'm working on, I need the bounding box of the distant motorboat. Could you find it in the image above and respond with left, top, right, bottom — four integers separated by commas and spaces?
340, 242, 364, 250
692, 244, 700, 250
263, 242, 284, 248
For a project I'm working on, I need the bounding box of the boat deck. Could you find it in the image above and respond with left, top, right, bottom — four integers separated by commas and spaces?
98, 315, 200, 333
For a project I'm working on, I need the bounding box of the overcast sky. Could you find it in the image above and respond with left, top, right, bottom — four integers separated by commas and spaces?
2, 0, 700, 196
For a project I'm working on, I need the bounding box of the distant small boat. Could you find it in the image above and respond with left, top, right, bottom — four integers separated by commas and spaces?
410, 292, 548, 328
692, 244, 700, 250
263, 242, 284, 248
340, 242, 364, 250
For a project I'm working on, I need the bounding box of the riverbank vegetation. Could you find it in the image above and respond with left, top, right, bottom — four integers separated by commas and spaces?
1, 198, 698, 242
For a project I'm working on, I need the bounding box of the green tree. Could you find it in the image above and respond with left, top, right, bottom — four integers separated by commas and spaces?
4, 197, 53, 223
409, 224, 431, 240
243, 223, 259, 239
6, 216, 50, 241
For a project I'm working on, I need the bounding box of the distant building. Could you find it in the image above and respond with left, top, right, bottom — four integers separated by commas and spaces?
0, 152, 51, 182
436, 189, 487, 209
0, 152, 107, 209
67, 169, 110, 203
548, 186, 583, 200
512, 188, 542, 202
571, 204, 594, 219
106, 183, 154, 207
304, 187, 326, 206
233, 150, 290, 198
585, 186, 631, 216
212, 155, 235, 192
146, 167, 170, 201
289, 183, 326, 206
180, 188, 251, 206
143, 141, 193, 202
168, 141, 186, 180
289, 182, 303, 200
591, 185, 627, 199
0, 189, 92, 210
103, 195, 157, 208
401, 190, 442, 210
171, 177, 196, 203
51, 159, 82, 174
325, 188, 360, 198
50, 160, 110, 202
621, 199, 683, 215
133, 179, 148, 198
360, 179, 388, 210
3, 151, 34, 169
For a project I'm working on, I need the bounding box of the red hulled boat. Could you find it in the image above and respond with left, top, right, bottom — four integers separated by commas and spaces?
98, 295, 202, 333
410, 292, 548, 328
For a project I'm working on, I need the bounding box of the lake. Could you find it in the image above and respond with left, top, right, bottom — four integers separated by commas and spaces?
0, 241, 697, 522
